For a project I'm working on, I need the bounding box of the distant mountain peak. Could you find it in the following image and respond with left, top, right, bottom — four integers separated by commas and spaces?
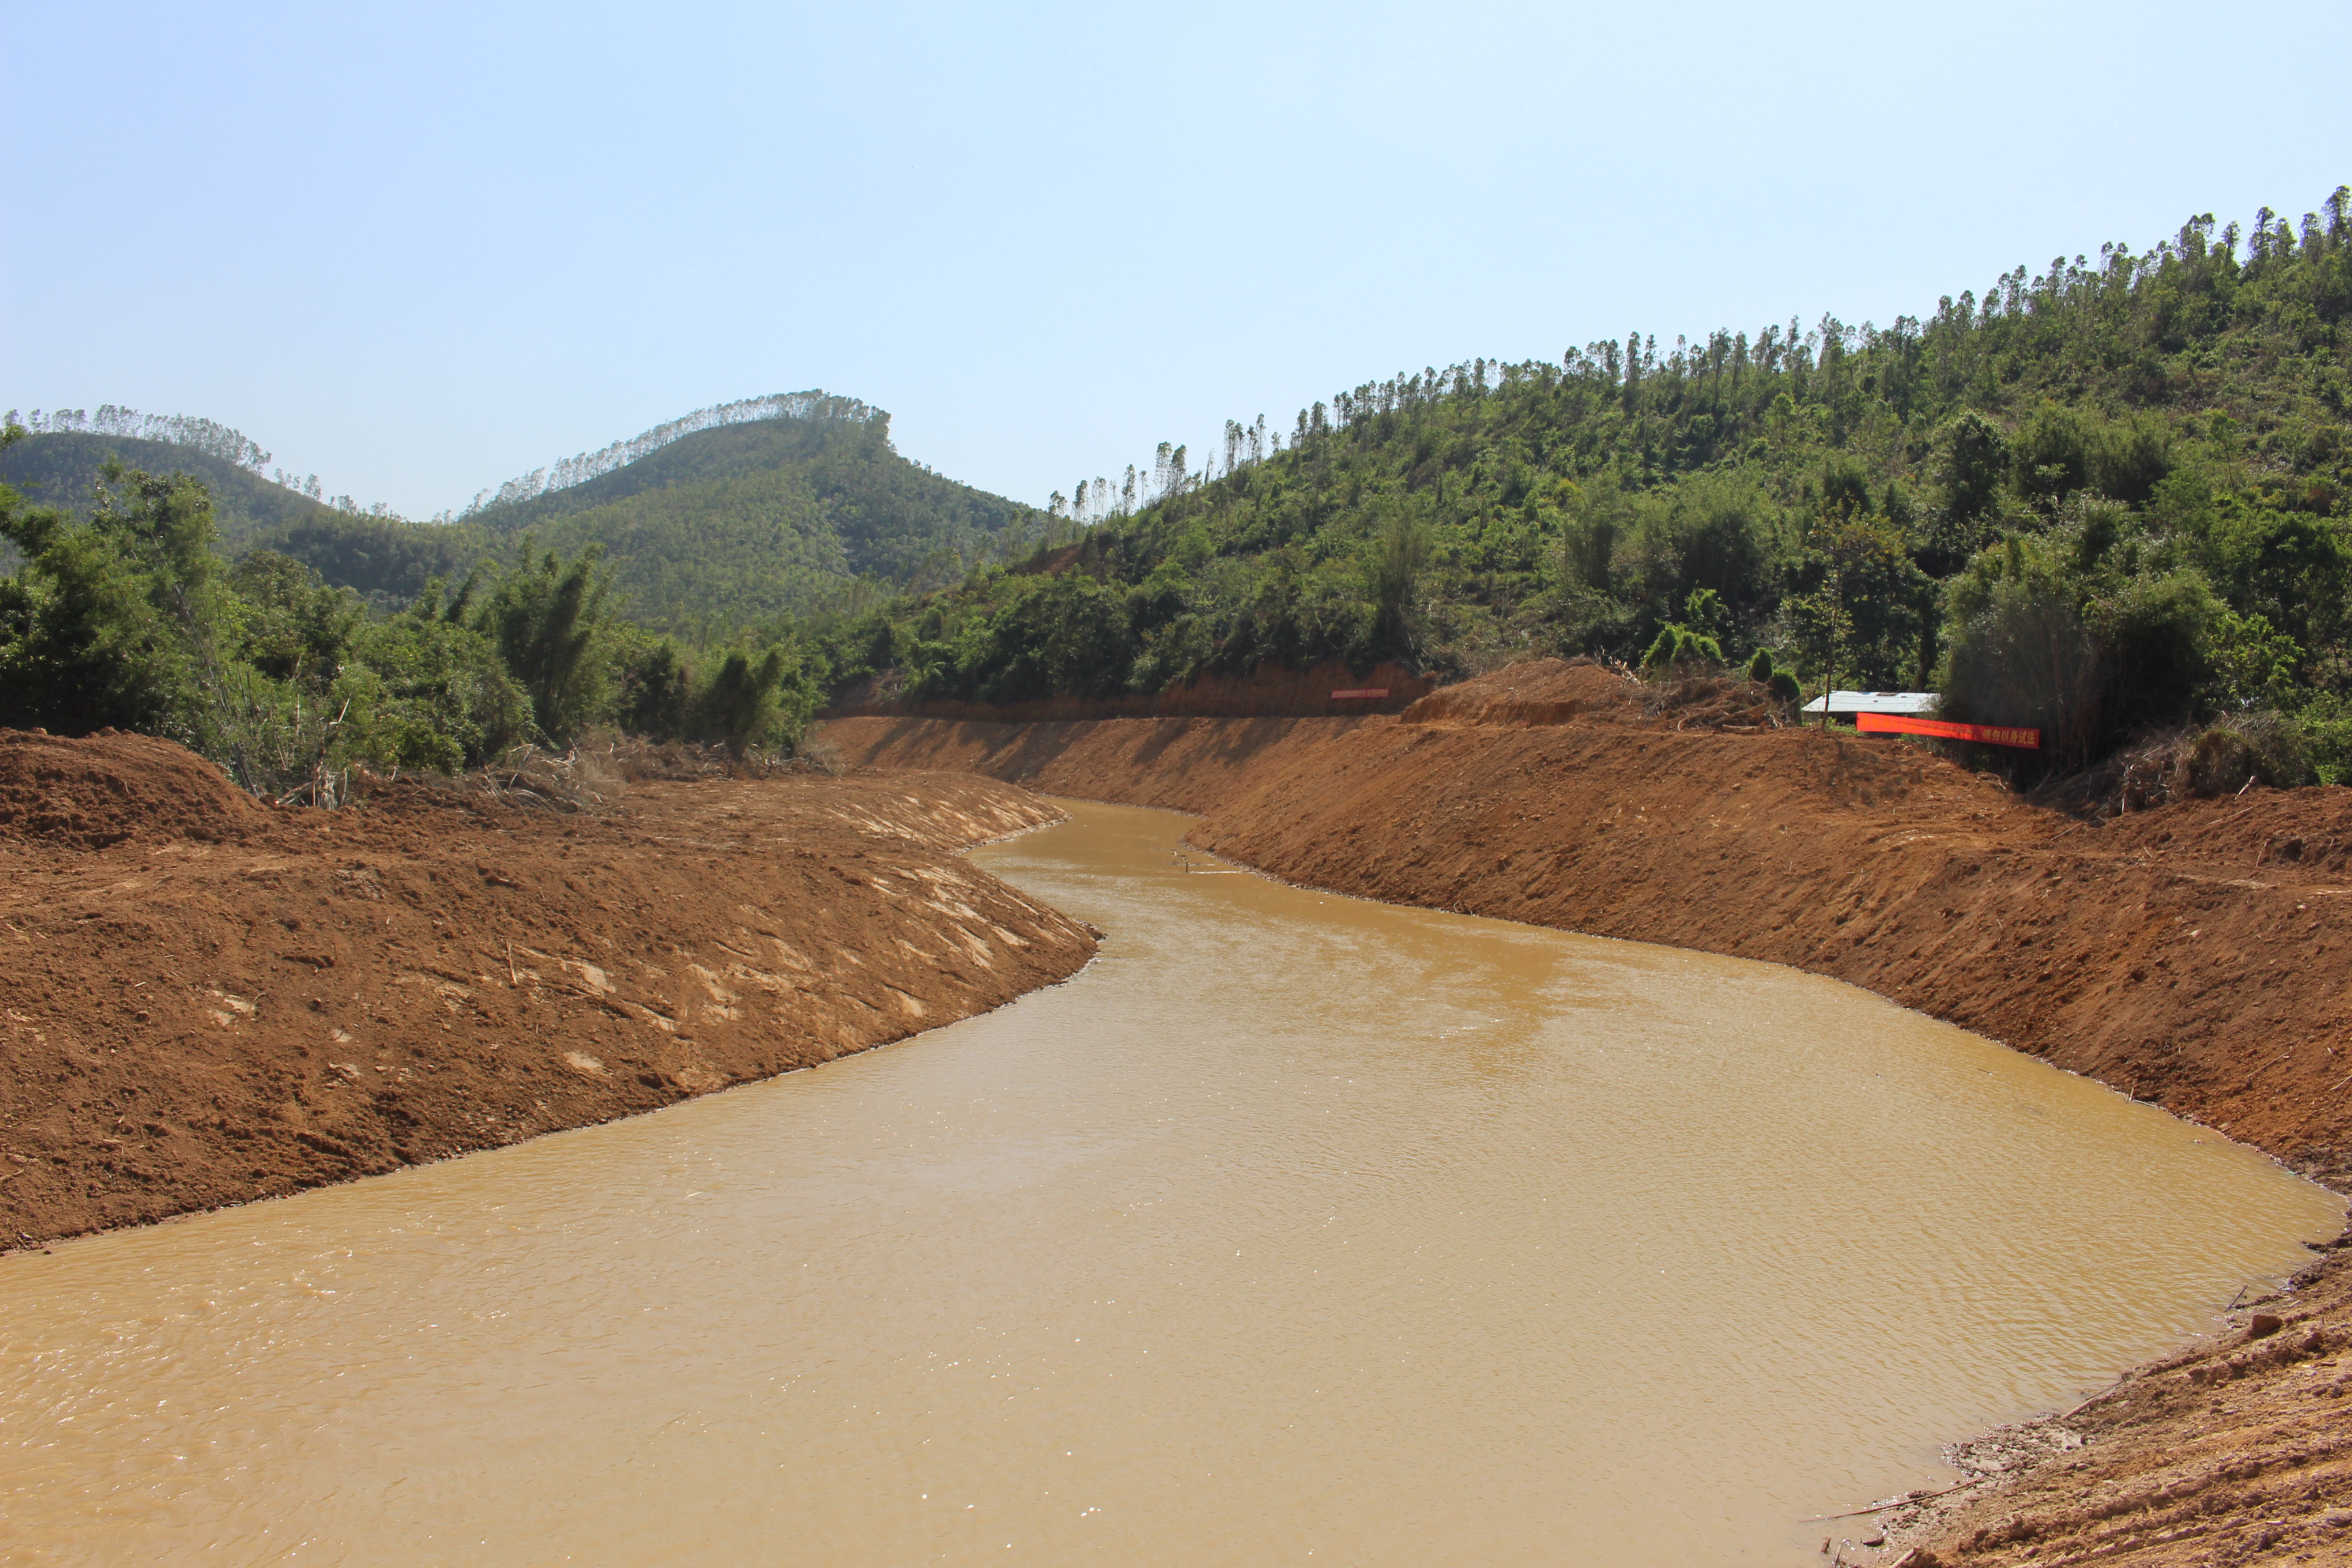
459, 391, 883, 519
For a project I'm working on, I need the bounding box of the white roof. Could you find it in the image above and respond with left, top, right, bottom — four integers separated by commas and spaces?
1798, 689, 1939, 716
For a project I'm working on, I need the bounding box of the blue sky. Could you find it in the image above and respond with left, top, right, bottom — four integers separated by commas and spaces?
5, 1, 2348, 517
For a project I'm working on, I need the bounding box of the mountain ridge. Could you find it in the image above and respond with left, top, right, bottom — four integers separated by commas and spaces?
0, 393, 1047, 625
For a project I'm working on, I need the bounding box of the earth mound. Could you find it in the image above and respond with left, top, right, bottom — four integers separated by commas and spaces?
0, 729, 272, 848
1402, 659, 1641, 726
0, 744, 1089, 1245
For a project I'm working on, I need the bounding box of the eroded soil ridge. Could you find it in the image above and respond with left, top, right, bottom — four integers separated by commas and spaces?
0, 730, 1093, 1246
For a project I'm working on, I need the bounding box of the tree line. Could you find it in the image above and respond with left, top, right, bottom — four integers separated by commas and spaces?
456, 391, 884, 519
810, 186, 2352, 783
0, 436, 824, 796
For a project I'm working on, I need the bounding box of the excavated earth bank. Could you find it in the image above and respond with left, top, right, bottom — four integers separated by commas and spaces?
823, 658, 2352, 1568
0, 729, 1092, 1248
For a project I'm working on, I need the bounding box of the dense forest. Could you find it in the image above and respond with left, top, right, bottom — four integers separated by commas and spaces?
805, 187, 2352, 783
0, 434, 833, 796
0, 393, 1051, 625
456, 400, 1049, 627
0, 392, 1054, 791
0, 389, 1065, 792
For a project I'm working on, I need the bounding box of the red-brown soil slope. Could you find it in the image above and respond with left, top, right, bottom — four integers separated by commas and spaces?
826, 658, 1433, 721
0, 728, 274, 849
821, 712, 1381, 815
0, 731, 1092, 1246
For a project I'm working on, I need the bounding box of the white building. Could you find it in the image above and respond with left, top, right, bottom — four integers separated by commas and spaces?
1797, 690, 1939, 717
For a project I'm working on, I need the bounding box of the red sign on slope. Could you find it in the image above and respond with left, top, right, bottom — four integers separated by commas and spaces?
1856, 712, 2040, 749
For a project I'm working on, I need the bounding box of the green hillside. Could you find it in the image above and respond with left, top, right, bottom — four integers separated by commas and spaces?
2, 431, 341, 552
0, 431, 487, 607
1, 393, 1049, 628
459, 399, 1047, 628
821, 186, 2352, 781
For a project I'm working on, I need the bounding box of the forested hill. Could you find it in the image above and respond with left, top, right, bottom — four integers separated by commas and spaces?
457, 402, 1046, 628
0, 429, 492, 607
0, 392, 1048, 789
1, 395, 1049, 628
4, 431, 336, 551
821, 187, 2352, 781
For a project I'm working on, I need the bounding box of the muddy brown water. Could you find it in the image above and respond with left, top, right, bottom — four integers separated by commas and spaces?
2, 801, 2340, 1566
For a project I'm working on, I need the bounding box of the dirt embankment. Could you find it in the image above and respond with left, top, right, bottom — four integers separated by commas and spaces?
824, 659, 1435, 722
830, 659, 2352, 1190
0, 730, 1093, 1247
822, 711, 1380, 815
826, 658, 2352, 1566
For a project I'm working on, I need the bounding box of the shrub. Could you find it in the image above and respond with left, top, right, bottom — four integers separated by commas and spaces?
2296, 698, 2352, 785
476, 544, 617, 741
619, 638, 693, 741
1941, 544, 2221, 772
1641, 623, 1723, 672
1940, 574, 2107, 768
693, 648, 786, 753
2183, 712, 2309, 795
687, 642, 820, 753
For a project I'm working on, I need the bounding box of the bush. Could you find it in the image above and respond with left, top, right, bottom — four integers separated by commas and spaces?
0, 470, 216, 744
341, 612, 533, 770
693, 648, 785, 752
2183, 713, 2309, 795
2296, 698, 2352, 785
1941, 543, 2221, 772
1641, 623, 1723, 672
476, 544, 617, 741
619, 638, 693, 741
2095, 570, 2223, 734
687, 642, 821, 753
1940, 574, 2108, 768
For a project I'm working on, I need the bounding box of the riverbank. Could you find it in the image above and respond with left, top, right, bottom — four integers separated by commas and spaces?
0, 729, 1094, 1247
828, 660, 2352, 1192
822, 657, 2352, 1565
1868, 1247, 2352, 1566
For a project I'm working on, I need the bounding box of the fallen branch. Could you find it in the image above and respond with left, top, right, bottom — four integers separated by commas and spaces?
1803, 1475, 1986, 1522
2061, 1387, 2117, 1418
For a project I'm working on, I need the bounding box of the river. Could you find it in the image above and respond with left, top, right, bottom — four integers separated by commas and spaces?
1, 800, 2339, 1565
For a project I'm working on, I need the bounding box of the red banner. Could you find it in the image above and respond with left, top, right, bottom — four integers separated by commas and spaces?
1330, 689, 1390, 700
1856, 712, 2040, 749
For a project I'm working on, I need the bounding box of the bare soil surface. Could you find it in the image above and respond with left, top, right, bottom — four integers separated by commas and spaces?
0, 730, 1092, 1248
825, 657, 2352, 1565
826, 657, 1433, 722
